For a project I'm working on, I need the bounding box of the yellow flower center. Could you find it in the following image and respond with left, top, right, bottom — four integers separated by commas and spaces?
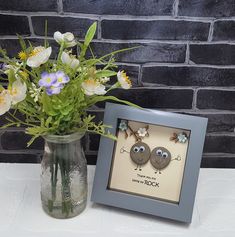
9, 88, 18, 96
58, 77, 63, 83
0, 95, 5, 105
19, 71, 29, 79
121, 71, 131, 85
18, 51, 28, 60
85, 79, 96, 85
29, 47, 44, 57
46, 78, 51, 83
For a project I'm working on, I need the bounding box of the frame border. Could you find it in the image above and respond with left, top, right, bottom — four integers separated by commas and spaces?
91, 103, 208, 223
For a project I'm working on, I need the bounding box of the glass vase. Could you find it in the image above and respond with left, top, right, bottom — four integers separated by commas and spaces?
40, 132, 87, 219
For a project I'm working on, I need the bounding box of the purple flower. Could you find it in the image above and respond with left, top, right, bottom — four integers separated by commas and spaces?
39, 72, 57, 87
0, 63, 6, 70
39, 71, 70, 96
53, 71, 70, 87
46, 84, 64, 95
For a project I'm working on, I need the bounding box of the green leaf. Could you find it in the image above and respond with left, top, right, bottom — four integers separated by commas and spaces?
41, 93, 58, 116
8, 68, 16, 87
45, 116, 52, 127
80, 22, 97, 59
17, 34, 26, 51
84, 22, 97, 47
96, 70, 117, 78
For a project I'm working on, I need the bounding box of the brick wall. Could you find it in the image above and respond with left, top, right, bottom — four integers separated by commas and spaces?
0, 0, 235, 167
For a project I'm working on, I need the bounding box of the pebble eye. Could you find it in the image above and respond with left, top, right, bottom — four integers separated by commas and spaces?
139, 146, 145, 152
133, 146, 140, 153
156, 149, 162, 156
162, 152, 168, 158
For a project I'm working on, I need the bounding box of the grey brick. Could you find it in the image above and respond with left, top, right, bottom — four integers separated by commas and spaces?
0, 153, 40, 163
0, 14, 30, 36
193, 114, 235, 133
142, 66, 235, 86
89, 134, 100, 151
97, 88, 193, 109
204, 136, 235, 153
90, 42, 186, 63
190, 44, 235, 65
197, 90, 235, 110
0, 0, 57, 12
63, 0, 174, 16
1, 131, 44, 150
178, 0, 235, 17
32, 16, 97, 38
0, 110, 26, 127
201, 156, 235, 168
0, 39, 20, 58
102, 20, 210, 41
213, 21, 235, 41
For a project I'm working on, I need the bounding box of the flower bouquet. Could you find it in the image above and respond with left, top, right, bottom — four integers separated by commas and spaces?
0, 22, 137, 218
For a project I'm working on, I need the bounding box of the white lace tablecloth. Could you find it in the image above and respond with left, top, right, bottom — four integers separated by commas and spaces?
0, 164, 234, 237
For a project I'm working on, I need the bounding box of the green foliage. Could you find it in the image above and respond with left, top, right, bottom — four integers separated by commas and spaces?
0, 21, 139, 145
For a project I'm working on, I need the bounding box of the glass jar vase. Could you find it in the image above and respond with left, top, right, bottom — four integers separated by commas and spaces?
40, 132, 87, 219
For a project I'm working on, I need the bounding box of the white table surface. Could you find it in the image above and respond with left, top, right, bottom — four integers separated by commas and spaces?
0, 164, 235, 237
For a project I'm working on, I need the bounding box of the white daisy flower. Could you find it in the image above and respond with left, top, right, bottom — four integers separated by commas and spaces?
61, 51, 79, 69
9, 79, 27, 105
54, 31, 77, 48
0, 90, 11, 115
117, 70, 132, 89
26, 46, 52, 68
81, 79, 106, 96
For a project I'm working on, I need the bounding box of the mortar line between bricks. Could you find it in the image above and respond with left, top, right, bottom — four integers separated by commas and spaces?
172, 0, 179, 17
138, 65, 143, 86
141, 63, 235, 69
97, 17, 102, 40
57, 0, 63, 14
206, 133, 235, 136
203, 153, 235, 157
208, 21, 214, 42
185, 42, 190, 63
113, 86, 235, 90
191, 89, 198, 111
0, 11, 215, 22
27, 16, 35, 37
2, 35, 235, 45
3, 10, 235, 22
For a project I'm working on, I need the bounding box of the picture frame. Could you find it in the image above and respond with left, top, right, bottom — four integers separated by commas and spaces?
91, 102, 208, 223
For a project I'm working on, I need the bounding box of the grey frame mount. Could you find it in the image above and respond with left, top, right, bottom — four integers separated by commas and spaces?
91, 102, 208, 223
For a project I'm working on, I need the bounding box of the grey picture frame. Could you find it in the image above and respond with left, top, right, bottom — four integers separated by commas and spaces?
91, 102, 208, 223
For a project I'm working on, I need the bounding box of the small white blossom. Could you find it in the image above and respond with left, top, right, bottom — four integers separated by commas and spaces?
27, 46, 52, 68
29, 83, 42, 102
81, 79, 106, 96
9, 79, 27, 105
100, 77, 110, 83
117, 70, 132, 89
54, 31, 77, 48
61, 51, 79, 69
0, 90, 11, 115
137, 127, 148, 137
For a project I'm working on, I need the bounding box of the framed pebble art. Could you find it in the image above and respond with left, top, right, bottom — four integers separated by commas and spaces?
91, 103, 208, 223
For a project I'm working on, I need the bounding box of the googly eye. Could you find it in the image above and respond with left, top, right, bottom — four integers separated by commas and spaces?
139, 146, 145, 152
162, 152, 168, 158
156, 149, 162, 156
133, 146, 140, 153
